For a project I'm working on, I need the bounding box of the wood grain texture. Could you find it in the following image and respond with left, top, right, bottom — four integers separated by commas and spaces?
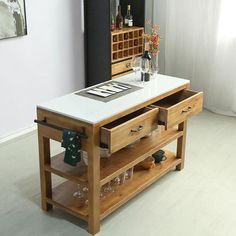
111, 27, 144, 63
94, 84, 189, 127
45, 154, 88, 184
86, 126, 101, 235
100, 150, 181, 219
153, 90, 203, 129
111, 27, 144, 34
176, 121, 187, 171
42, 128, 183, 188
100, 128, 183, 186
37, 110, 53, 211
37, 108, 101, 234
47, 187, 89, 221
112, 70, 133, 79
36, 84, 203, 235
101, 107, 159, 153
37, 108, 91, 128
112, 58, 132, 76
48, 151, 180, 221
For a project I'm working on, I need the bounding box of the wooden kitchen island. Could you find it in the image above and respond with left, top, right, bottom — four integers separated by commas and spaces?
36, 73, 203, 235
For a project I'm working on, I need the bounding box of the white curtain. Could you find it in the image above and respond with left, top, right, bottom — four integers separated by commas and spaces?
154, 0, 236, 116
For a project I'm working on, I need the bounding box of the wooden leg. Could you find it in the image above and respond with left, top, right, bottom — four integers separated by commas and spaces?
86, 128, 101, 235
176, 121, 187, 171
38, 129, 52, 211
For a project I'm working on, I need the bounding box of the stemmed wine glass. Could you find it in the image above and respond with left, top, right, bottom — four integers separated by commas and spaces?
82, 185, 89, 206
125, 167, 134, 180
131, 56, 141, 81
112, 176, 122, 191
73, 182, 89, 206
140, 58, 150, 84
73, 183, 83, 198
103, 181, 114, 193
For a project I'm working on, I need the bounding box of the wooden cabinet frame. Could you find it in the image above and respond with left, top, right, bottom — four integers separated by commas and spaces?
84, 0, 146, 86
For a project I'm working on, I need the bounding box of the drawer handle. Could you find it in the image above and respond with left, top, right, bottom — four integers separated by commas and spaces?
182, 106, 192, 113
126, 63, 131, 68
131, 125, 144, 133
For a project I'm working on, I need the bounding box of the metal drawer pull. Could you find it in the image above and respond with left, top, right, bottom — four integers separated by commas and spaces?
182, 106, 192, 113
131, 125, 144, 133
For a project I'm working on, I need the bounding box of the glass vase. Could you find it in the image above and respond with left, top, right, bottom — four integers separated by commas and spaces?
150, 53, 159, 75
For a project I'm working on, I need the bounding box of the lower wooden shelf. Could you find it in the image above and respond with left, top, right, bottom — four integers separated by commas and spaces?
45, 156, 88, 183
100, 128, 183, 185
45, 128, 183, 187
47, 150, 181, 221
46, 183, 89, 221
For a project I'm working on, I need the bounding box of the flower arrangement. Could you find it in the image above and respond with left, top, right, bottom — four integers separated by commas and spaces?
144, 20, 161, 55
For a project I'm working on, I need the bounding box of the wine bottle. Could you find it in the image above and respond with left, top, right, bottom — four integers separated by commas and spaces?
111, 15, 115, 31
116, 5, 123, 29
141, 43, 151, 82
124, 5, 133, 27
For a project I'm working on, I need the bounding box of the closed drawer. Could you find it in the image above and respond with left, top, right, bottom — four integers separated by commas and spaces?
101, 107, 159, 153
112, 59, 132, 76
152, 89, 203, 129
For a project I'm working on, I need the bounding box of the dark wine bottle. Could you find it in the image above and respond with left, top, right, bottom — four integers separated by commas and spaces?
124, 5, 133, 27
116, 5, 123, 29
141, 43, 151, 82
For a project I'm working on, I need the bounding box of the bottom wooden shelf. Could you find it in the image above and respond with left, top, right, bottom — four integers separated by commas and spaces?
46, 185, 89, 221
47, 150, 181, 221
100, 150, 181, 219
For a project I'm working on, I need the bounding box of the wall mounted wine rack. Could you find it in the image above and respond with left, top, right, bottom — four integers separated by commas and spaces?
111, 27, 144, 63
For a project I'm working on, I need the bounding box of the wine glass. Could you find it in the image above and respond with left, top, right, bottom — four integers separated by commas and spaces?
73, 182, 89, 207
103, 181, 114, 193
131, 56, 141, 81
73, 184, 83, 198
150, 54, 159, 77
82, 186, 89, 206
125, 167, 134, 180
111, 176, 122, 191
140, 58, 150, 84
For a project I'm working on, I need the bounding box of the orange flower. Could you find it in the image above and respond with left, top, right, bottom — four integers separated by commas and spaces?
144, 20, 161, 54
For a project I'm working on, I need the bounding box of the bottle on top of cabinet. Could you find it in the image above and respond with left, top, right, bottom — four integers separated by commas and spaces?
116, 5, 124, 29
125, 5, 133, 27
111, 15, 116, 31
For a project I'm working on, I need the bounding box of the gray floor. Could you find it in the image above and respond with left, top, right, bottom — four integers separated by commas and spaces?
0, 110, 236, 236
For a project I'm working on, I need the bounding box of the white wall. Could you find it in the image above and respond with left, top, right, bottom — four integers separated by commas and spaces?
145, 0, 154, 26
0, 0, 85, 139
145, 0, 167, 74
153, 0, 167, 74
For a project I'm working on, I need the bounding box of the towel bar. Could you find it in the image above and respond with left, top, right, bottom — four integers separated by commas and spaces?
34, 118, 88, 139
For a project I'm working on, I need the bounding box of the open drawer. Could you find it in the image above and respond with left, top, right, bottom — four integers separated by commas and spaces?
100, 107, 159, 154
152, 89, 203, 130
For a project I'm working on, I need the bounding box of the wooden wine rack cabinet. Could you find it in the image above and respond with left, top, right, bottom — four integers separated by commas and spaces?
111, 27, 144, 77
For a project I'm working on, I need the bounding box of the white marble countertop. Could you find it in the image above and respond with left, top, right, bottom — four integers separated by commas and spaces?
37, 73, 189, 124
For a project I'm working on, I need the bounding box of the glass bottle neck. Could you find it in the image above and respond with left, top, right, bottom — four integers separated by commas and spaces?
144, 43, 150, 52
127, 6, 131, 15
118, 6, 121, 14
